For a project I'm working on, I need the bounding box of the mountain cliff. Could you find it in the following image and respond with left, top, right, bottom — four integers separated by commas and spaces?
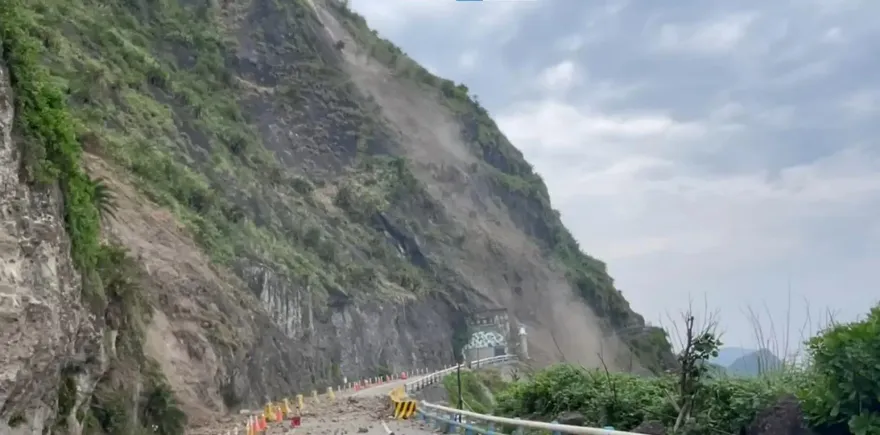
0, 0, 674, 432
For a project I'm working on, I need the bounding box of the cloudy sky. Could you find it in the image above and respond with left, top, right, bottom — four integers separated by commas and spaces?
347, 0, 880, 354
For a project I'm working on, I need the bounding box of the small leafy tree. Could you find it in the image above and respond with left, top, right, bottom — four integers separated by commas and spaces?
667, 309, 722, 433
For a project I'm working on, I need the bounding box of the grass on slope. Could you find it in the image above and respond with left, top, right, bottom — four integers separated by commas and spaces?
326, 1, 675, 372
442, 369, 509, 415
18, 0, 434, 304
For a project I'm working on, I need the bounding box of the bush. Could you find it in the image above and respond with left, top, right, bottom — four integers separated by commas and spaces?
798, 306, 880, 435
485, 304, 880, 434
443, 370, 497, 414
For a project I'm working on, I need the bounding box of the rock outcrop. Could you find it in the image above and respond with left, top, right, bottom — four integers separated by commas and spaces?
0, 62, 106, 435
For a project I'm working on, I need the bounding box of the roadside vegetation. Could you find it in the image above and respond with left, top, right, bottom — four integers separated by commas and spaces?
442, 304, 880, 435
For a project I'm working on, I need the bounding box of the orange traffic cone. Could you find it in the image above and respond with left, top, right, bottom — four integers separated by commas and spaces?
258, 415, 267, 431
275, 406, 283, 422
246, 416, 254, 435
401, 371, 408, 380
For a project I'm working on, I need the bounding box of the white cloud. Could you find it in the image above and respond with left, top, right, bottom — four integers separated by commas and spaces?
655, 13, 758, 54
537, 60, 580, 93
348, 0, 457, 32
497, 100, 706, 157
349, 0, 535, 42
498, 93, 880, 344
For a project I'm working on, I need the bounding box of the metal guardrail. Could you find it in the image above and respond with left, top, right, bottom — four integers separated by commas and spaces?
405, 355, 516, 393
403, 354, 637, 435
418, 402, 639, 435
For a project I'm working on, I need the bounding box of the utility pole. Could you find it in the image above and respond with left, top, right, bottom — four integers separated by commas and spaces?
456, 355, 463, 422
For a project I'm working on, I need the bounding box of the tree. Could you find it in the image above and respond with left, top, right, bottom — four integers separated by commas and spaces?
89, 176, 118, 221
665, 306, 722, 433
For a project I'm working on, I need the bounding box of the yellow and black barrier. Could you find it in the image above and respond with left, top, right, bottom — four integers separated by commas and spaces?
388, 386, 416, 419
392, 399, 417, 419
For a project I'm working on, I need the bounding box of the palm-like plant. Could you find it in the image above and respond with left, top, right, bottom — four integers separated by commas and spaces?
89, 176, 118, 221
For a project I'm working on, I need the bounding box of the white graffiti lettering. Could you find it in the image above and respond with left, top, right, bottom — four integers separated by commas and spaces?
463, 330, 506, 349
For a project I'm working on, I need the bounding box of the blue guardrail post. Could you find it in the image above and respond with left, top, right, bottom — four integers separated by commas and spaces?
446, 413, 457, 434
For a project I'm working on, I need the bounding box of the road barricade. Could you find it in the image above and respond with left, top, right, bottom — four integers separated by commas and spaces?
393, 399, 417, 419
388, 386, 417, 419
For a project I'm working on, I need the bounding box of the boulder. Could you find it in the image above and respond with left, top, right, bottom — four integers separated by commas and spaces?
743, 395, 817, 435
555, 411, 585, 426
632, 420, 666, 434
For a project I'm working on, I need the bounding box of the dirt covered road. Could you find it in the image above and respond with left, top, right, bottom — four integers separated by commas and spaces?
262, 394, 438, 435
189, 375, 438, 434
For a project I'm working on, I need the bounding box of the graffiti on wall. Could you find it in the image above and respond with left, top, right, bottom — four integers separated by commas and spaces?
463, 330, 506, 350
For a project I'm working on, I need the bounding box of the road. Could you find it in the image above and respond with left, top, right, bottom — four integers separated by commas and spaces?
256, 374, 438, 435
190, 362, 516, 434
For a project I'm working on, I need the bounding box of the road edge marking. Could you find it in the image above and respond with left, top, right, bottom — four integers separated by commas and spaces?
381, 419, 394, 435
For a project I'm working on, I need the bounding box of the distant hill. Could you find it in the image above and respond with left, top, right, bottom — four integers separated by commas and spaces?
727, 349, 783, 377
709, 347, 784, 377
711, 347, 759, 367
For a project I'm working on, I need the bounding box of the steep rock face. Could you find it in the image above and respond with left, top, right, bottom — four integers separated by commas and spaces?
240, 265, 455, 374
0, 64, 106, 435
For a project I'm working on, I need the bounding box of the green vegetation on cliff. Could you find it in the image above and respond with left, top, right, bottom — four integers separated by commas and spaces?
0, 0, 101, 290
1, 1, 186, 433
13, 0, 436, 309
5, 0, 673, 373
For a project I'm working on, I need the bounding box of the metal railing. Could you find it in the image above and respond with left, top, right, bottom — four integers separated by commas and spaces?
403, 354, 638, 435
405, 354, 516, 393
417, 401, 640, 435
